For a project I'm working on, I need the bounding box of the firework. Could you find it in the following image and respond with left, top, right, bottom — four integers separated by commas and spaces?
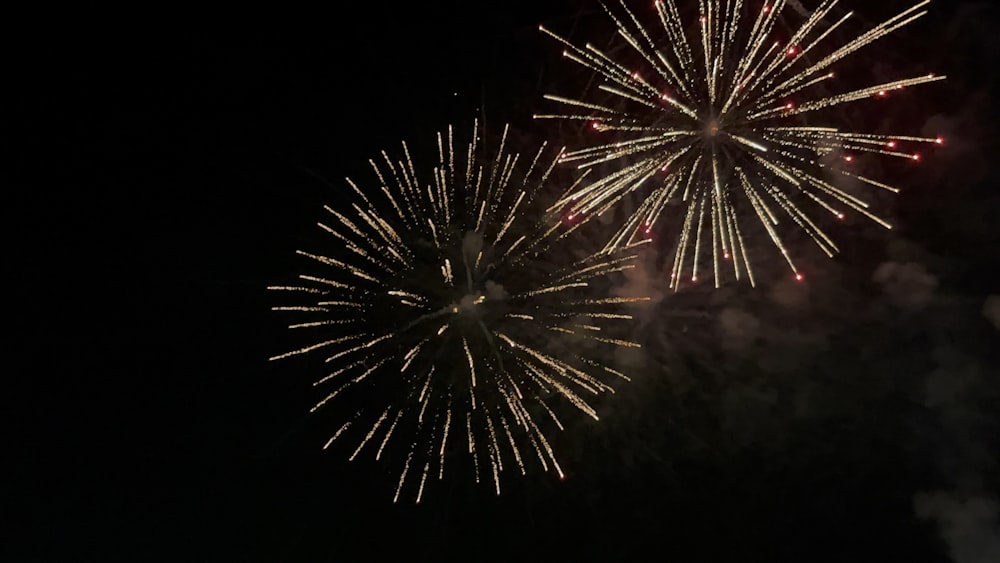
269, 121, 648, 502
537, 0, 945, 288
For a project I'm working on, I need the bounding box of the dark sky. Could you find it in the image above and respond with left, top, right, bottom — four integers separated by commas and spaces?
9, 1, 999, 561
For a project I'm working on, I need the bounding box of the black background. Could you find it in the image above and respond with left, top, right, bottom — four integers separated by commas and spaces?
9, 1, 999, 561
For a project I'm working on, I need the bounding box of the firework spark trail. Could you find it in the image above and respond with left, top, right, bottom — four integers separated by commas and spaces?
269, 120, 647, 502
538, 0, 945, 288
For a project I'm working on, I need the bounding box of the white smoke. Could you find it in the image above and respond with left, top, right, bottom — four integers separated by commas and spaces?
982, 296, 1000, 330
872, 261, 938, 311
915, 492, 1000, 563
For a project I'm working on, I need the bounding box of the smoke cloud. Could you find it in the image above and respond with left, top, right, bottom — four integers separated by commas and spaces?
872, 261, 938, 311
982, 296, 1000, 331
915, 492, 1000, 563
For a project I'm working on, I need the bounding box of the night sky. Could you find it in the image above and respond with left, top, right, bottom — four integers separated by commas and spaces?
10, 1, 1000, 561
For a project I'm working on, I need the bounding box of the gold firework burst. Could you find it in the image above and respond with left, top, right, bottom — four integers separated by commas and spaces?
538, 0, 945, 288
270, 121, 648, 502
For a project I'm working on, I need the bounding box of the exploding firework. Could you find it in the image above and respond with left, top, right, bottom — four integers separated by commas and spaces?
537, 0, 945, 288
269, 121, 648, 502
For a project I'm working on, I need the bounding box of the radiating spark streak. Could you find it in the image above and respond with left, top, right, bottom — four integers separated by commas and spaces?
388, 290, 426, 301
348, 409, 389, 461
726, 133, 768, 152
417, 366, 436, 406
393, 451, 413, 504
438, 405, 451, 479
498, 334, 600, 420
270, 120, 644, 502
530, 416, 565, 479
543, 94, 624, 116
783, 75, 945, 117
537, 399, 564, 431
501, 413, 526, 475
441, 258, 453, 285
271, 306, 329, 313
485, 413, 503, 475
581, 356, 632, 382
370, 159, 408, 224
542, 0, 944, 285
507, 314, 535, 321
415, 462, 430, 504
315, 301, 363, 308
494, 190, 525, 246
267, 335, 361, 361
299, 274, 352, 290
375, 409, 404, 461
323, 335, 392, 363
323, 422, 352, 450
288, 320, 352, 330
524, 141, 548, 182
777, 2, 932, 95
582, 335, 642, 348
313, 358, 368, 387
462, 337, 476, 388
267, 285, 325, 294
296, 251, 378, 283
521, 282, 589, 297
569, 296, 652, 306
